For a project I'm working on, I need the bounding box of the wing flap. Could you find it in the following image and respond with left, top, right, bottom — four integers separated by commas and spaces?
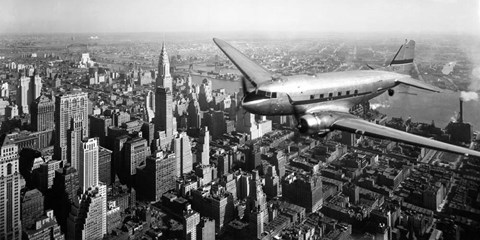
396, 77, 442, 93
213, 38, 272, 87
332, 116, 480, 157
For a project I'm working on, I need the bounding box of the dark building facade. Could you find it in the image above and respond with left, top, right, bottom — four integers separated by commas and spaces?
89, 115, 112, 148
30, 95, 54, 132
282, 173, 323, 213
21, 189, 44, 229
98, 146, 112, 185
52, 166, 79, 233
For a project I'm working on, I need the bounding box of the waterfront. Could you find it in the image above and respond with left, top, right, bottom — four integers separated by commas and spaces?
373, 88, 480, 131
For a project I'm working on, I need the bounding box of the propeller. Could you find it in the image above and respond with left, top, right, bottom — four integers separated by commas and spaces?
235, 76, 251, 113
240, 75, 249, 97
286, 94, 302, 129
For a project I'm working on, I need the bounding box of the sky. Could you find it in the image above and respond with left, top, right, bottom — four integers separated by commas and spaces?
0, 0, 479, 35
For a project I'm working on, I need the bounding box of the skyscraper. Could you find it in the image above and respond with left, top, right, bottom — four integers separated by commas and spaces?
0, 81, 9, 98
264, 165, 280, 199
30, 95, 54, 132
156, 42, 172, 89
136, 151, 176, 202
155, 88, 174, 137
35, 159, 62, 194
89, 115, 112, 148
54, 92, 89, 164
197, 127, 210, 166
173, 132, 193, 177
79, 138, 99, 192
98, 146, 112, 185
187, 98, 202, 130
197, 217, 215, 240
67, 117, 83, 171
32, 73, 42, 102
123, 137, 147, 186
67, 184, 107, 240
155, 43, 176, 148
0, 137, 22, 240
198, 79, 212, 111
67, 138, 106, 240
282, 173, 323, 213
247, 170, 267, 223
144, 90, 155, 123
21, 189, 44, 230
183, 205, 200, 240
52, 166, 79, 233
17, 71, 42, 116
18, 73, 31, 114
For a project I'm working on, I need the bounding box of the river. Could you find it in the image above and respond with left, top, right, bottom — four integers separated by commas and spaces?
372, 88, 480, 131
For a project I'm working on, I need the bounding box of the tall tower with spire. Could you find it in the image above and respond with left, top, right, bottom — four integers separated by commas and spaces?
156, 42, 172, 90
155, 42, 176, 147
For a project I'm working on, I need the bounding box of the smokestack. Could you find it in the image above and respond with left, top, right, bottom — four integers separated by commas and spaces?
458, 98, 463, 123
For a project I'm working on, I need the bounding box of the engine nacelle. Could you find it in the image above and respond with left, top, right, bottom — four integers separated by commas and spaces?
298, 113, 337, 135
388, 89, 395, 96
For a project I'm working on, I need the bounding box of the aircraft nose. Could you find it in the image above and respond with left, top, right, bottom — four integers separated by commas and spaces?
240, 98, 253, 111
241, 97, 269, 115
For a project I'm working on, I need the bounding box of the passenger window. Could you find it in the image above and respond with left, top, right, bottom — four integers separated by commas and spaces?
265, 91, 271, 98
310, 95, 315, 100
346, 91, 350, 95
338, 92, 342, 96
328, 93, 333, 98
320, 94, 324, 99
354, 90, 358, 95
272, 92, 277, 98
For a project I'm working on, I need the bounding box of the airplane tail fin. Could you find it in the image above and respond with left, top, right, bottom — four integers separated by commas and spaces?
388, 39, 415, 74
387, 39, 441, 93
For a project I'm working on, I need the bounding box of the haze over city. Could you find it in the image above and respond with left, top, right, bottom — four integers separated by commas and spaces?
1, 1, 480, 240
1, 0, 480, 34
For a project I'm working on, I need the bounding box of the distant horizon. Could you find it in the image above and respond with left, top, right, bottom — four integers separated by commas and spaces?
1, 30, 478, 39
1, 0, 478, 36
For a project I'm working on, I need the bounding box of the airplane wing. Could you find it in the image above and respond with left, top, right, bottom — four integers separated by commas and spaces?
328, 113, 480, 157
213, 38, 273, 87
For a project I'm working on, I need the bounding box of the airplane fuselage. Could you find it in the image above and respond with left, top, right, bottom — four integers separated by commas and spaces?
241, 70, 406, 115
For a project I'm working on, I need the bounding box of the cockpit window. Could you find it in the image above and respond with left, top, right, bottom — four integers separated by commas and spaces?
257, 90, 277, 98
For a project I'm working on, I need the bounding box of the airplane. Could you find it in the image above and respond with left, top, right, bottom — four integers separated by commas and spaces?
213, 38, 480, 158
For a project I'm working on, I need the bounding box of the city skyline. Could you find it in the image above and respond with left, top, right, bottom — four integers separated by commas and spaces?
1, 0, 479, 35
1, 4, 480, 237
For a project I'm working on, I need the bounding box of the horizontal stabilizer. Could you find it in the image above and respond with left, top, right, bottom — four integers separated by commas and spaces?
390, 40, 415, 66
396, 77, 441, 93
331, 116, 480, 157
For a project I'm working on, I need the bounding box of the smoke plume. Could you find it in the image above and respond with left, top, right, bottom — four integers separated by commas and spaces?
370, 102, 390, 110
450, 111, 458, 123
460, 91, 479, 102
469, 66, 480, 90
